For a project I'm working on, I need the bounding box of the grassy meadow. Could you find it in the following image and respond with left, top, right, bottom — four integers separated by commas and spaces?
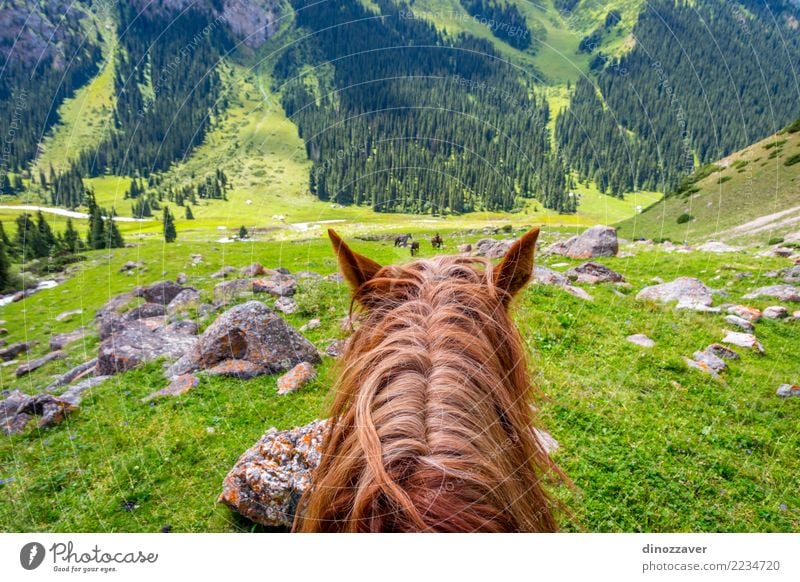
1, 229, 798, 532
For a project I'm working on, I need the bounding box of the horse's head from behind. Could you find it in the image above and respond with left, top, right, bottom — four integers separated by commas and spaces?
294, 228, 560, 532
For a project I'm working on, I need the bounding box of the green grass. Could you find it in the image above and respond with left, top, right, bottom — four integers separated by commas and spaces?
617, 126, 800, 244
1, 232, 798, 532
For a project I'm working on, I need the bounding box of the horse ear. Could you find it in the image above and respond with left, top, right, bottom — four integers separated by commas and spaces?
493, 227, 540, 303
328, 229, 382, 290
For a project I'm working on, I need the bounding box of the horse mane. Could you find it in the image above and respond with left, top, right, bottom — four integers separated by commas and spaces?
293, 253, 561, 532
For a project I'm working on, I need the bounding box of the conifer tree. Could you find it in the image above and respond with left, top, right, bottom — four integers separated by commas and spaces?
163, 207, 177, 243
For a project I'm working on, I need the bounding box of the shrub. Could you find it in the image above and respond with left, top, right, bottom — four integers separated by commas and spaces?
785, 118, 800, 133
294, 283, 330, 317
676, 213, 694, 224
767, 237, 784, 246
783, 153, 800, 167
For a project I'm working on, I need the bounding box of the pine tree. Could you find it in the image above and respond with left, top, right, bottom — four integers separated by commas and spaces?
185, 205, 194, 220
86, 193, 106, 250
163, 207, 177, 243
107, 219, 125, 249
14, 213, 38, 261
0, 240, 12, 293
62, 218, 81, 253
0, 221, 10, 248
34, 211, 56, 257
238, 225, 248, 239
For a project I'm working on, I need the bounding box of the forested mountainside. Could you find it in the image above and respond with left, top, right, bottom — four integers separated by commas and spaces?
1, 0, 799, 217
0, 1, 103, 184
557, 0, 800, 196
72, 3, 232, 179
274, 0, 573, 214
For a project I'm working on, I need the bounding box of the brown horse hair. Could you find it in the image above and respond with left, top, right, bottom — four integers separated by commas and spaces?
293, 228, 564, 532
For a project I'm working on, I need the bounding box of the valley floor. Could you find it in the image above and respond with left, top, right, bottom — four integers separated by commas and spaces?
1, 230, 798, 532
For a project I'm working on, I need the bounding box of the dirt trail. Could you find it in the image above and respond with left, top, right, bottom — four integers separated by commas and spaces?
715, 204, 800, 239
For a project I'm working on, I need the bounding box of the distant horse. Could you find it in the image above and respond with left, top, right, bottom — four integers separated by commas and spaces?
294, 228, 562, 532
394, 233, 413, 247
409, 241, 420, 256
431, 233, 443, 249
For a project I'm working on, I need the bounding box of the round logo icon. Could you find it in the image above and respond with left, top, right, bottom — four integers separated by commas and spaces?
20, 542, 46, 570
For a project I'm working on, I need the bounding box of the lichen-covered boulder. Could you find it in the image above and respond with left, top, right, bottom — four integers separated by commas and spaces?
277, 362, 317, 395
565, 262, 624, 284
166, 301, 320, 379
96, 320, 198, 376
636, 277, 714, 310
137, 280, 185, 306
546, 225, 619, 258
218, 419, 328, 528
743, 285, 800, 303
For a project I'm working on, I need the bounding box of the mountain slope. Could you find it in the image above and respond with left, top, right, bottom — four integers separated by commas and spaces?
617, 118, 800, 244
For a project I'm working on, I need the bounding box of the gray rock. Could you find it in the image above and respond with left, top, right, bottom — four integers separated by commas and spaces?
690, 350, 728, 374
166, 301, 320, 379
60, 376, 111, 406
763, 306, 789, 320
1, 390, 33, 435
160, 320, 198, 336
724, 315, 754, 333
546, 225, 619, 258
218, 419, 328, 528
274, 296, 298, 314
119, 261, 143, 272
55, 309, 83, 322
252, 275, 297, 297
533, 266, 569, 287
722, 331, 764, 353
176, 272, 187, 285
167, 288, 201, 315
565, 262, 624, 284
1, 390, 77, 434
626, 334, 655, 348
299, 318, 320, 332
96, 320, 198, 376
142, 374, 200, 401
704, 344, 740, 360
211, 266, 237, 279
205, 359, 265, 379
743, 285, 800, 303
636, 277, 714, 310
125, 303, 167, 322
46, 358, 98, 391
783, 265, 800, 284
325, 339, 346, 358
0, 341, 35, 362
138, 281, 184, 306
241, 263, 268, 277
15, 350, 67, 377
727, 305, 762, 322
563, 286, 593, 301
49, 327, 88, 351
458, 244, 473, 253
474, 238, 513, 259
776, 384, 800, 398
